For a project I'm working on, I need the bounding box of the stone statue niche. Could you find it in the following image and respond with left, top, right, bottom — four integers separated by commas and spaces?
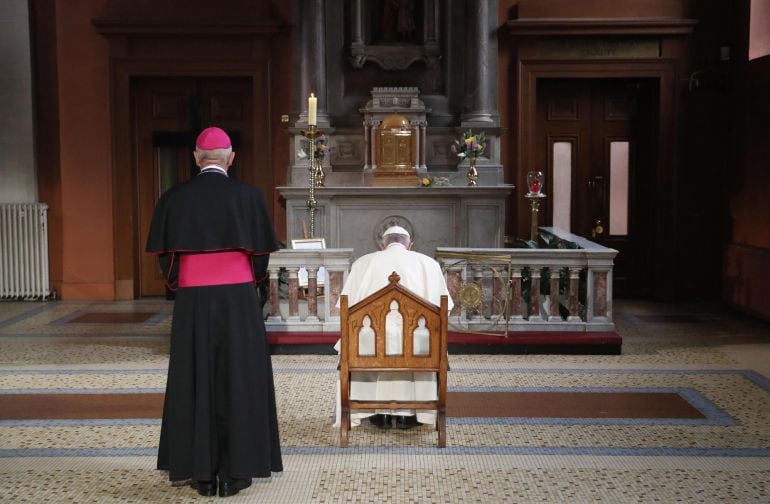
373, 114, 418, 187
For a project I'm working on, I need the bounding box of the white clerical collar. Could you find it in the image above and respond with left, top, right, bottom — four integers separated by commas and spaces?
385, 242, 407, 249
199, 165, 228, 176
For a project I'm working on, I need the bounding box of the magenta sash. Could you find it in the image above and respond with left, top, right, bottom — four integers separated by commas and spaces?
178, 251, 254, 287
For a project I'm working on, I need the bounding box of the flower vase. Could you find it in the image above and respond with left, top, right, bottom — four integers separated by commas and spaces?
313, 159, 325, 187
467, 157, 478, 186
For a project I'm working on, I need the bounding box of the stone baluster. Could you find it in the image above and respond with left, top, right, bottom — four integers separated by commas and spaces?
327, 269, 344, 318
470, 264, 484, 320
268, 267, 282, 322
567, 267, 582, 321
306, 267, 319, 322
287, 268, 300, 321
491, 266, 504, 318
528, 266, 543, 322
445, 267, 463, 318
548, 268, 561, 321
510, 267, 524, 321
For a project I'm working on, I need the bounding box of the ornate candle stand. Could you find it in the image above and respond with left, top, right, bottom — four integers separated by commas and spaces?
524, 170, 546, 243
303, 125, 318, 238
313, 157, 326, 187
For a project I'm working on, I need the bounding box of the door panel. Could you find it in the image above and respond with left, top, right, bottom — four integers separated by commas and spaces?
134, 77, 256, 297
536, 78, 656, 297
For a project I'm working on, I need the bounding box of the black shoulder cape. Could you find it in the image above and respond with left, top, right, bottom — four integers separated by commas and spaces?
146, 172, 278, 255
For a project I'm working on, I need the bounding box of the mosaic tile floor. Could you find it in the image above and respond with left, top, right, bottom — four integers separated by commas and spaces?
1, 300, 769, 502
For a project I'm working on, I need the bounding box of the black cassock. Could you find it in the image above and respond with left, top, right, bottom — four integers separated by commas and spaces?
146, 170, 282, 481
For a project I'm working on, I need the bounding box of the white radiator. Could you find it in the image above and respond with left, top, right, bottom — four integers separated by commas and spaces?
0, 203, 51, 300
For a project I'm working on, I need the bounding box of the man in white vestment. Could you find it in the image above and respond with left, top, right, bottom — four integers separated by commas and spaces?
334, 225, 454, 429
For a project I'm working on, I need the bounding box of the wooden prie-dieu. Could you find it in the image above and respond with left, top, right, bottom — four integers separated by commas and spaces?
339, 272, 449, 447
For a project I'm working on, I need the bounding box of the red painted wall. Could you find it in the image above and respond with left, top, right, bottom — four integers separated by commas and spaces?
55, 0, 114, 300
37, 0, 292, 299
269, 0, 292, 244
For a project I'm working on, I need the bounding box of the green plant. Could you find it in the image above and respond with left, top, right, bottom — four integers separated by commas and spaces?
512, 232, 584, 314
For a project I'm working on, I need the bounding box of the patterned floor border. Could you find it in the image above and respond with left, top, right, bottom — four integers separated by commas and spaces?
3, 446, 770, 458
0, 385, 736, 427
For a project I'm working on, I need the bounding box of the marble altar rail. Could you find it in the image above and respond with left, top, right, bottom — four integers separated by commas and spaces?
264, 229, 617, 335
435, 227, 617, 334
266, 248, 354, 333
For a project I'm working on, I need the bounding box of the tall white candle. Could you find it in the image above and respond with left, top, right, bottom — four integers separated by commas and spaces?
308, 93, 317, 126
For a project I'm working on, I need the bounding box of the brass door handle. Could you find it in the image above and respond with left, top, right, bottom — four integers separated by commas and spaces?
591, 219, 604, 238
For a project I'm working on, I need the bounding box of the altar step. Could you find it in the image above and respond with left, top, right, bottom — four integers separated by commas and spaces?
267, 330, 622, 355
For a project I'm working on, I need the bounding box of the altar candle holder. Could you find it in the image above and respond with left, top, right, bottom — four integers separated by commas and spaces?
303, 125, 319, 238
524, 171, 546, 243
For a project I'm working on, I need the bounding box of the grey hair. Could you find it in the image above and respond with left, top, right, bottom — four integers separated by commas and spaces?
382, 233, 410, 247
195, 146, 232, 166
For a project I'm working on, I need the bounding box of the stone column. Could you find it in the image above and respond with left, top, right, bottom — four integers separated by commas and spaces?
350, 0, 364, 45
370, 119, 381, 171
363, 121, 372, 170
411, 119, 421, 173
295, 0, 328, 126
462, 0, 497, 125
419, 121, 427, 170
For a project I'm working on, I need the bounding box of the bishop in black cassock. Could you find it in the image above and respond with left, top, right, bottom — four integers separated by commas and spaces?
146, 127, 282, 498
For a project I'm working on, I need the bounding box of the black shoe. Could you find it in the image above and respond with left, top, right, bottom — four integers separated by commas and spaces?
218, 477, 252, 498
190, 479, 217, 497
370, 414, 392, 429
395, 415, 420, 429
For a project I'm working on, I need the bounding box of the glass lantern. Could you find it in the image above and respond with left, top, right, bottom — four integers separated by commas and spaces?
526, 170, 544, 195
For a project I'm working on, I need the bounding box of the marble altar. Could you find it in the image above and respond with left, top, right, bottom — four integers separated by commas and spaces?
278, 185, 514, 260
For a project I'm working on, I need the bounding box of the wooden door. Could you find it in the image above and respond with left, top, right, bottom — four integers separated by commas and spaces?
536, 78, 657, 297
134, 77, 255, 297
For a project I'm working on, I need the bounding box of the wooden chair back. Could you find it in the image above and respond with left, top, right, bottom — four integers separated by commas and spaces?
339, 272, 448, 447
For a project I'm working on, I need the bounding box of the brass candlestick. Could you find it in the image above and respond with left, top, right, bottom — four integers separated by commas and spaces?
303, 125, 318, 238
524, 193, 546, 243
467, 157, 478, 186
313, 156, 326, 187
524, 170, 546, 243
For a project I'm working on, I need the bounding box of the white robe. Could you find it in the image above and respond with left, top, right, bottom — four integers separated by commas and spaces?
334, 243, 454, 427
